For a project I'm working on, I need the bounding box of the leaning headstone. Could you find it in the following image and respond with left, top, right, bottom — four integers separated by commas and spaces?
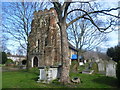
106, 60, 117, 77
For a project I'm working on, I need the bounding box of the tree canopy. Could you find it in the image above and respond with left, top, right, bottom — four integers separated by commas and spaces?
2, 52, 7, 64
107, 45, 120, 62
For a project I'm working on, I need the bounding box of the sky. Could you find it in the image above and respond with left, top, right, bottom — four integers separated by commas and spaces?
1, 0, 119, 2
96, 0, 119, 51
2, 0, 120, 55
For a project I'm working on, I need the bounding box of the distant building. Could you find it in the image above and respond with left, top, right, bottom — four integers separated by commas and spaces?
7, 55, 26, 62
68, 42, 78, 59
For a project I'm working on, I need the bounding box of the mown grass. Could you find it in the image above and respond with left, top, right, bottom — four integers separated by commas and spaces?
2, 67, 119, 88
0, 64, 5, 67
70, 73, 118, 88
2, 68, 67, 88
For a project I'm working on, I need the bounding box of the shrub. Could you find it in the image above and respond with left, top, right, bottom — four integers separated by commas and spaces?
22, 60, 27, 65
2, 52, 7, 64
28, 67, 39, 75
107, 46, 120, 62
5, 59, 14, 64
91, 62, 98, 73
70, 60, 79, 73
116, 61, 120, 85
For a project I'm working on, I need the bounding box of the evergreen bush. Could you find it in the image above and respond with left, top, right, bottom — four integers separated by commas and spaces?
5, 59, 14, 64
2, 52, 7, 64
91, 62, 98, 73
116, 61, 120, 85
70, 60, 79, 73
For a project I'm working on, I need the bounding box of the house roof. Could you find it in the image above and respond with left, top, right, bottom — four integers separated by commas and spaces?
68, 42, 78, 52
7, 54, 26, 58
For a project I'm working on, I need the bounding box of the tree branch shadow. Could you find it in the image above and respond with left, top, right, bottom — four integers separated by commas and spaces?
92, 76, 119, 88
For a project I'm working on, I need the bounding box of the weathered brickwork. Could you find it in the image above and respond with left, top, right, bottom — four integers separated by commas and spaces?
28, 8, 61, 67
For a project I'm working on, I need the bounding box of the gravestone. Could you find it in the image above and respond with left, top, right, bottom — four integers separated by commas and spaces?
82, 62, 94, 74
106, 60, 117, 77
89, 62, 93, 69
98, 60, 105, 72
37, 66, 61, 83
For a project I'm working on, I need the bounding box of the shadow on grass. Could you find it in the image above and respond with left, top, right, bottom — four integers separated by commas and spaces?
32, 77, 39, 81
92, 76, 119, 88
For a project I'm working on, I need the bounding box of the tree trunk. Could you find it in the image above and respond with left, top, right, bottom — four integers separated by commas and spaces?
26, 42, 30, 70
60, 21, 70, 84
76, 51, 79, 72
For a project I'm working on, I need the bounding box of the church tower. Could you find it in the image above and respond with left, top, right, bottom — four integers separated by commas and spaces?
28, 8, 61, 67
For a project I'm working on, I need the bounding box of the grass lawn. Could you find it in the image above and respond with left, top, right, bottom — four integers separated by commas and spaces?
2, 67, 119, 88
70, 73, 118, 88
2, 68, 67, 88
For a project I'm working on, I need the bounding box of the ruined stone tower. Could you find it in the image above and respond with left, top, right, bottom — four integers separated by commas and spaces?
28, 8, 61, 67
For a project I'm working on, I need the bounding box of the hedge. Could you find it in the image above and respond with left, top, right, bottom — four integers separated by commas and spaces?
116, 61, 120, 85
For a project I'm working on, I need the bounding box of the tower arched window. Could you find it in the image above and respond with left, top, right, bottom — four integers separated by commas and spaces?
45, 37, 48, 46
38, 39, 40, 52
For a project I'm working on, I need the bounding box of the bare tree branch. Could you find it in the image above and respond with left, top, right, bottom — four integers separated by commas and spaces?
67, 7, 120, 27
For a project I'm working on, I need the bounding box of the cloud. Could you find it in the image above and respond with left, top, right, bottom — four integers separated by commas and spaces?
97, 0, 119, 2
106, 31, 118, 47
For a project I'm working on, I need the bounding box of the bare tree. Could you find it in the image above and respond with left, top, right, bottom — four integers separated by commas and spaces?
2, 35, 10, 52
52, 1, 119, 84
2, 2, 48, 69
67, 3, 110, 53
17, 46, 25, 56
2, 1, 120, 84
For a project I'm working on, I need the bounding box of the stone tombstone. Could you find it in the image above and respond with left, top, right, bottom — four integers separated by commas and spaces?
37, 66, 61, 83
38, 67, 47, 81
106, 60, 117, 77
98, 60, 105, 72
87, 62, 93, 69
